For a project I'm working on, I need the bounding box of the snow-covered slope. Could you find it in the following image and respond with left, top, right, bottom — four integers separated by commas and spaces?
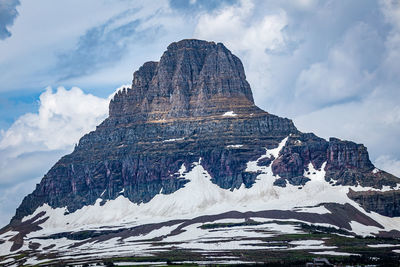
2, 39, 400, 266
16, 136, 400, 235
2, 136, 400, 265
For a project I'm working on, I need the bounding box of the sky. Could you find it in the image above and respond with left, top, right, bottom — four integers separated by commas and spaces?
0, 0, 400, 227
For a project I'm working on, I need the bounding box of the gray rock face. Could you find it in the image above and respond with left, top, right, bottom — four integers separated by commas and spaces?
109, 39, 256, 121
10, 39, 400, 224
348, 189, 400, 217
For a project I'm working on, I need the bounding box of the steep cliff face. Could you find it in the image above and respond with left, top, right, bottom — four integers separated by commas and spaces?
348, 189, 400, 217
11, 39, 400, 224
109, 39, 256, 121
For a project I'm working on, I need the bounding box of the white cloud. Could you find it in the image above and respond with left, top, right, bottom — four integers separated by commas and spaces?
194, 0, 289, 101
0, 86, 109, 156
289, 1, 400, 179
0, 86, 113, 225
193, 0, 400, 180
1, 0, 400, 226
0, 0, 174, 92
0, 86, 114, 186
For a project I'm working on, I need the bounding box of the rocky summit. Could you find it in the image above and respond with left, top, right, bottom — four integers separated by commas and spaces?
1, 39, 400, 266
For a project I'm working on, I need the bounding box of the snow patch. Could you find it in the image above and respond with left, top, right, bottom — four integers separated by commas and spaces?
245, 136, 288, 173
311, 251, 361, 256
288, 240, 336, 250
293, 205, 331, 214
350, 183, 400, 192
222, 111, 237, 117
349, 221, 381, 237
162, 137, 184, 142
0, 258, 14, 264
114, 262, 166, 266
15, 134, 400, 244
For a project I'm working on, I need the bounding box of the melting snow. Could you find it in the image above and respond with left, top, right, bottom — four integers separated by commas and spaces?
349, 221, 381, 237
0, 258, 14, 264
311, 251, 361, 256
293, 206, 331, 215
350, 183, 400, 192
0, 241, 14, 257
288, 240, 336, 250
114, 262, 166, 266
289, 240, 324, 246
222, 111, 237, 117
15, 135, 400, 251
162, 137, 184, 142
100, 190, 106, 197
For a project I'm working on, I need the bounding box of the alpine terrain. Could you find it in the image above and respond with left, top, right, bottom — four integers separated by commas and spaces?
1, 39, 400, 266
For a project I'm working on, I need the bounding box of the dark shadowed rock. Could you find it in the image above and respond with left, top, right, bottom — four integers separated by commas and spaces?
10, 39, 400, 224
348, 189, 400, 217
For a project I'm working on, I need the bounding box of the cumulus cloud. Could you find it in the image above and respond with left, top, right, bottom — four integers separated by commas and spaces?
0, 87, 111, 185
0, 0, 20, 40
293, 0, 400, 175
0, 86, 114, 226
194, 0, 400, 178
2, 0, 400, 226
0, 87, 109, 156
193, 0, 383, 115
194, 0, 290, 101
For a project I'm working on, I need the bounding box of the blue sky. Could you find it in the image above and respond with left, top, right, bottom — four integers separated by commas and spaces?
1, 0, 400, 227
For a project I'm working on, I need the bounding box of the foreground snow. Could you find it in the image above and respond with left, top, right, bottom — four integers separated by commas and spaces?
2, 136, 400, 263
19, 136, 400, 238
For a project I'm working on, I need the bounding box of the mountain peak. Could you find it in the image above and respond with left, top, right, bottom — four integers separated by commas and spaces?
166, 39, 217, 50
109, 39, 256, 121
3, 40, 400, 264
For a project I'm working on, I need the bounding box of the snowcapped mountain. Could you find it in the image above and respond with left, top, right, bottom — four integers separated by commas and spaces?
1, 39, 400, 266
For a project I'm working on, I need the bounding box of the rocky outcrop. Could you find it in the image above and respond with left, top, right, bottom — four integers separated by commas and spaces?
109, 39, 257, 121
10, 39, 400, 224
348, 189, 400, 217
271, 135, 399, 189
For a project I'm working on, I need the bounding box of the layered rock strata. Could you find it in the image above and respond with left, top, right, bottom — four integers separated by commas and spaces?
11, 39, 400, 224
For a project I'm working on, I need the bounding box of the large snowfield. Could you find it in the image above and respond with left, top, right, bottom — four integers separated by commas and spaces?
1, 136, 400, 265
